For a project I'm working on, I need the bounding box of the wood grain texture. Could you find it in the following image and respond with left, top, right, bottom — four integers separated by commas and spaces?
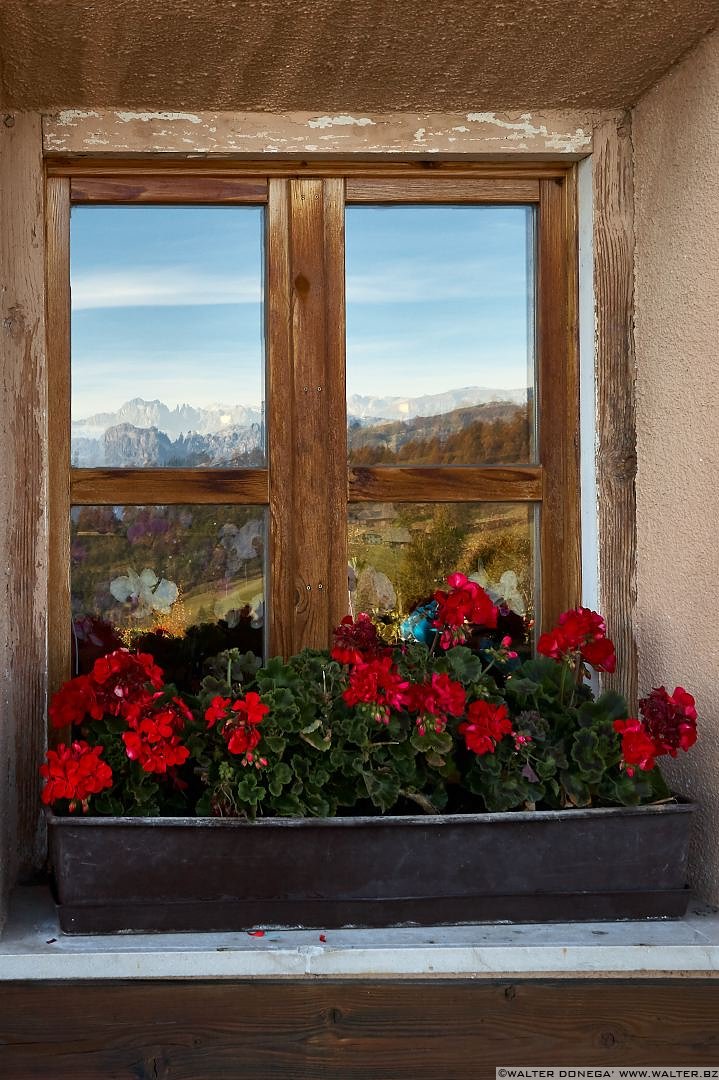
2, 979, 719, 1078
322, 180, 348, 632
346, 178, 539, 202
288, 179, 336, 650
0, 115, 48, 925
42, 109, 596, 159
593, 116, 638, 709
48, 159, 572, 180
266, 180, 295, 658
71, 175, 267, 203
349, 466, 543, 502
70, 468, 269, 504
537, 174, 582, 632
46, 180, 72, 711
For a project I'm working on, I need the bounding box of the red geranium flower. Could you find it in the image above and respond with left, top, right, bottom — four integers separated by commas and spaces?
232, 691, 270, 727
433, 573, 498, 649
48, 674, 102, 728
407, 673, 467, 735
122, 695, 191, 774
459, 700, 514, 755
343, 656, 410, 724
123, 722, 190, 774
205, 695, 231, 729
40, 741, 113, 812
639, 686, 698, 756
537, 606, 616, 673
226, 724, 262, 758
331, 613, 385, 665
581, 637, 617, 673
613, 718, 658, 776
210, 692, 270, 766
91, 649, 165, 716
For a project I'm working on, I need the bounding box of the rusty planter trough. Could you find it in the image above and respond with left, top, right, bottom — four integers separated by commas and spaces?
47, 802, 695, 934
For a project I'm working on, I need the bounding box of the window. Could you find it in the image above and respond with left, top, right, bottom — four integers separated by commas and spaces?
46, 165, 579, 694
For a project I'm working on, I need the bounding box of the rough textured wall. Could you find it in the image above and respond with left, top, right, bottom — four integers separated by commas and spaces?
633, 31, 719, 904
1, 0, 717, 111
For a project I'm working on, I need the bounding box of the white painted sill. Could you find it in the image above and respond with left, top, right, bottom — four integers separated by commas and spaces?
2, 886, 719, 981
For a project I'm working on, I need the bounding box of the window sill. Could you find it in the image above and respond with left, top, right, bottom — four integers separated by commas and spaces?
1, 886, 718, 982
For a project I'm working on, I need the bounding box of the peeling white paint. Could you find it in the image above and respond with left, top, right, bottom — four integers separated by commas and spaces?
307, 115, 376, 129
43, 109, 598, 157
464, 110, 591, 154
56, 109, 100, 126
114, 111, 204, 124
466, 110, 545, 135
545, 128, 592, 153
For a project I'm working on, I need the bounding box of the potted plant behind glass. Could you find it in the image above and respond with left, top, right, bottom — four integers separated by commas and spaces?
43, 574, 697, 934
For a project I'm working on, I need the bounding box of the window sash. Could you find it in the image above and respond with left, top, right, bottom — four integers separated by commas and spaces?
46, 165, 580, 696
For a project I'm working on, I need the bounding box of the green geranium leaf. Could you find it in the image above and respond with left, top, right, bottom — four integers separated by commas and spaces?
445, 647, 484, 684
362, 770, 401, 813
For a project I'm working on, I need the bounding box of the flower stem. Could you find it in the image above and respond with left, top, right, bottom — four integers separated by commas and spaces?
399, 789, 441, 815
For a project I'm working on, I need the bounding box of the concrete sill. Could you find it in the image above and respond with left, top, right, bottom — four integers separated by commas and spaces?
1, 886, 719, 981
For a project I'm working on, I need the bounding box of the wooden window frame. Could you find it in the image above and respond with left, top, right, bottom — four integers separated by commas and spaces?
45, 162, 580, 697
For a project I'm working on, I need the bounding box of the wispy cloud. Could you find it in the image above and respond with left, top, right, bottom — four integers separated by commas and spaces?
72, 269, 262, 310
72, 257, 527, 311
347, 259, 526, 304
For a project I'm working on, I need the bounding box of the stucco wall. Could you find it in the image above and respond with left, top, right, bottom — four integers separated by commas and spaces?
633, 31, 719, 904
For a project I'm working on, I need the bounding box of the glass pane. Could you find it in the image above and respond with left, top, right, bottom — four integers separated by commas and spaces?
348, 502, 535, 651
346, 205, 535, 466
71, 505, 266, 689
71, 206, 265, 468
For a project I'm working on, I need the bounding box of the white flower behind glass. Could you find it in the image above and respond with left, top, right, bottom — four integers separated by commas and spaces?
110, 568, 179, 620
469, 566, 526, 616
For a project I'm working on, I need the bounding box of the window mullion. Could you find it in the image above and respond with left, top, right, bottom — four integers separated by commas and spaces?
268, 178, 347, 655
266, 179, 295, 657
537, 175, 581, 632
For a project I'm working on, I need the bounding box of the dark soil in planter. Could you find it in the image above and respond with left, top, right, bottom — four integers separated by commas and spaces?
48, 801, 695, 935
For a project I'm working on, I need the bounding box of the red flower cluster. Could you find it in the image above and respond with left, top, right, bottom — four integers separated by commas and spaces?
537, 607, 616, 673
46, 649, 194, 779
205, 692, 269, 765
614, 686, 698, 776
40, 741, 113, 812
122, 696, 192, 774
48, 674, 101, 729
331, 613, 386, 665
92, 649, 164, 712
433, 573, 498, 649
342, 657, 410, 724
49, 649, 165, 729
640, 686, 697, 756
613, 718, 659, 775
407, 673, 466, 736
459, 700, 514, 756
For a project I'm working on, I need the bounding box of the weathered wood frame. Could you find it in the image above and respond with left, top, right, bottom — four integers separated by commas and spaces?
1, 111, 637, 925
45, 163, 580, 685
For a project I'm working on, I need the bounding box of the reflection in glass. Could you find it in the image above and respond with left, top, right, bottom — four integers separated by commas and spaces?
71, 207, 265, 468
348, 502, 535, 649
71, 505, 266, 686
346, 205, 535, 466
